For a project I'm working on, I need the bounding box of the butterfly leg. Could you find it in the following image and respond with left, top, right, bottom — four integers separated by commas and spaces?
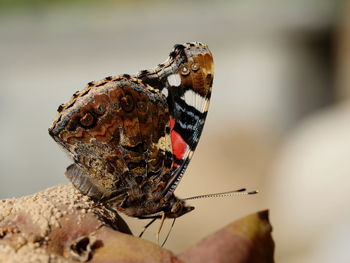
161, 218, 176, 247
139, 217, 157, 238
156, 211, 166, 246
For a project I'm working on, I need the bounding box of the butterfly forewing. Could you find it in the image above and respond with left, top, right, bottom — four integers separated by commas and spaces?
136, 42, 214, 196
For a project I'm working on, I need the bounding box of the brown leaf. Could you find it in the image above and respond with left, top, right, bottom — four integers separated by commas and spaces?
91, 227, 179, 263
0, 185, 274, 263
178, 210, 274, 263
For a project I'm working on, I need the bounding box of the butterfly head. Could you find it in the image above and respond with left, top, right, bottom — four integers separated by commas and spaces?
165, 197, 195, 218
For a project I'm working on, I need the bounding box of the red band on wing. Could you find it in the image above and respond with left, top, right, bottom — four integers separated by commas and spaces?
170, 117, 187, 166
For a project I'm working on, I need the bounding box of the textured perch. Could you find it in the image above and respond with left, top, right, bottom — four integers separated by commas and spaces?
0, 184, 274, 263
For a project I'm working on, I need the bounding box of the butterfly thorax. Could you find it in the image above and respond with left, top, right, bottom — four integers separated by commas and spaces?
116, 193, 194, 219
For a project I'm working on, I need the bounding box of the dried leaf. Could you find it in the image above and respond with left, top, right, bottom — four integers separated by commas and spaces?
179, 210, 274, 263
0, 185, 274, 263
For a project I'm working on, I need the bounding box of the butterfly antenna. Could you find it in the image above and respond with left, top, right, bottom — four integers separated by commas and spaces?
182, 188, 258, 201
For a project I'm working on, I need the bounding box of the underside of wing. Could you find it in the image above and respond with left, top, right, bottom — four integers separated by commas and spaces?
136, 42, 214, 197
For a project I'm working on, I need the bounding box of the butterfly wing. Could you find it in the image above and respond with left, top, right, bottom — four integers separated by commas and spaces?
137, 42, 214, 197
49, 76, 173, 203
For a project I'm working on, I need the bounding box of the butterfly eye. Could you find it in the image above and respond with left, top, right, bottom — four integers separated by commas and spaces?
94, 104, 106, 115
180, 66, 190, 76
191, 63, 199, 71
80, 112, 94, 128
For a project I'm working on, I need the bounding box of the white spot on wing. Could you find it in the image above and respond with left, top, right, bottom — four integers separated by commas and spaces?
167, 74, 181, 87
182, 90, 209, 113
162, 88, 169, 97
154, 134, 172, 152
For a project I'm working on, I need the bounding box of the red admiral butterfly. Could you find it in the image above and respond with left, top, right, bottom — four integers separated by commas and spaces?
49, 42, 255, 245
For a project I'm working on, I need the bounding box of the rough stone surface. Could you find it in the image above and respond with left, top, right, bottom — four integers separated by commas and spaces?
0, 184, 131, 263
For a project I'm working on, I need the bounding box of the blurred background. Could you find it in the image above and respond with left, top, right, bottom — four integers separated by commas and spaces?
0, 0, 349, 261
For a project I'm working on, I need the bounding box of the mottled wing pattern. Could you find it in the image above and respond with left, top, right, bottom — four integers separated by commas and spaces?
49, 76, 173, 201
136, 42, 214, 197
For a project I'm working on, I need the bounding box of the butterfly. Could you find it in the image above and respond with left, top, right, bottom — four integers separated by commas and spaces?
49, 42, 254, 245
